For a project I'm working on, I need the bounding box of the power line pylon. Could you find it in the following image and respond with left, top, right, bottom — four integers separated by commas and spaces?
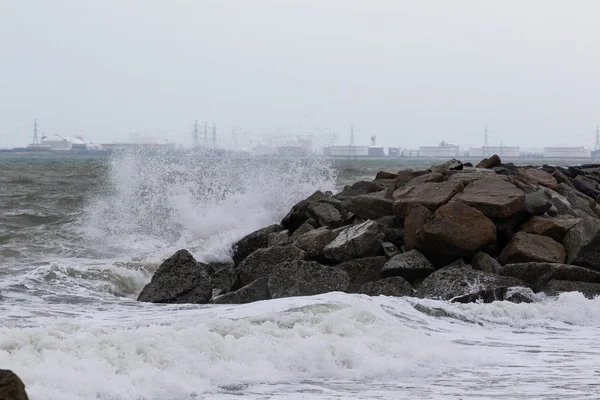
483, 125, 490, 156
192, 120, 199, 147
212, 124, 217, 149
595, 126, 600, 152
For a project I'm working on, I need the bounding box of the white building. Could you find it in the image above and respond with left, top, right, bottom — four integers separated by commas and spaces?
469, 146, 520, 158
418, 142, 460, 158
543, 147, 591, 158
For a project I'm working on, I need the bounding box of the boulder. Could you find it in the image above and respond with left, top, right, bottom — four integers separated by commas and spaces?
0, 369, 29, 400
453, 178, 525, 218
498, 262, 600, 291
322, 220, 384, 263
415, 265, 525, 303
504, 287, 538, 303
341, 195, 393, 220
238, 245, 306, 285
403, 203, 433, 251
563, 218, 600, 271
499, 232, 565, 265
557, 183, 597, 219
395, 170, 428, 188
289, 221, 316, 241
268, 261, 350, 298
573, 175, 600, 199
522, 168, 558, 190
232, 224, 284, 266
293, 227, 338, 259
381, 249, 436, 282
382, 227, 405, 248
524, 190, 553, 216
493, 210, 530, 247
307, 202, 344, 228
358, 276, 414, 297
375, 171, 399, 180
381, 242, 401, 258
337, 256, 387, 292
268, 230, 291, 247
520, 215, 581, 241
334, 181, 374, 199
472, 251, 501, 274
542, 280, 600, 299
476, 154, 502, 169
430, 158, 463, 174
547, 190, 576, 216
448, 169, 496, 185
405, 172, 445, 186
415, 202, 497, 266
209, 264, 237, 294
392, 181, 464, 217
552, 169, 575, 188
212, 277, 270, 304
281, 191, 327, 232
137, 250, 212, 304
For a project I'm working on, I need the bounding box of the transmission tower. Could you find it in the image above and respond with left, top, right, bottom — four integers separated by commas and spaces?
349, 124, 355, 146
203, 122, 208, 148
192, 120, 199, 147
32, 118, 39, 144
595, 126, 600, 152
483, 125, 490, 156
212, 124, 217, 149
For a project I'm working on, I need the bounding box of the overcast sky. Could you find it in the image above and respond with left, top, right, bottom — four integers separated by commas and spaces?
1, 0, 600, 149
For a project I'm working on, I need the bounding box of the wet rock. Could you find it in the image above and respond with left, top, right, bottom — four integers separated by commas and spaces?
268, 230, 291, 247
498, 262, 600, 291
289, 221, 316, 241
520, 215, 581, 241
415, 202, 497, 267
542, 279, 600, 299
268, 261, 350, 298
499, 232, 565, 265
552, 169, 575, 188
381, 242, 401, 258
476, 154, 502, 169
454, 178, 525, 218
381, 249, 435, 282
524, 189, 553, 216
430, 158, 463, 174
504, 287, 537, 303
0, 369, 29, 400
403, 203, 433, 251
212, 277, 270, 304
472, 251, 501, 274
522, 168, 558, 190
341, 195, 393, 220
392, 181, 464, 217
307, 202, 344, 228
138, 250, 212, 304
209, 264, 237, 294
415, 265, 525, 303
547, 190, 576, 216
238, 245, 306, 285
293, 227, 338, 259
557, 183, 597, 219
337, 256, 387, 292
375, 171, 399, 180
563, 218, 600, 271
323, 220, 384, 263
281, 191, 327, 232
232, 224, 284, 266
358, 276, 414, 297
573, 175, 600, 199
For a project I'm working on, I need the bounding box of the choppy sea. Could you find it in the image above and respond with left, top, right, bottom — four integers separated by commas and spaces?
1, 151, 599, 399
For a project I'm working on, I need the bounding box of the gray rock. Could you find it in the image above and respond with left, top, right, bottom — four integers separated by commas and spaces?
137, 250, 212, 304
405, 172, 445, 186
209, 264, 236, 293
232, 224, 284, 266
542, 279, 600, 299
323, 220, 383, 263
471, 252, 501, 274
238, 245, 306, 285
307, 202, 344, 228
281, 191, 327, 232
381, 249, 435, 282
382, 227, 405, 248
337, 256, 387, 292
334, 181, 374, 199
416, 265, 525, 303
563, 218, 600, 271
430, 158, 463, 174
0, 369, 29, 400
504, 287, 538, 303
293, 227, 338, 259
268, 261, 350, 298
524, 189, 553, 215
212, 277, 270, 304
381, 242, 401, 258
557, 183, 597, 219
448, 169, 496, 185
268, 230, 291, 247
358, 276, 414, 297
289, 221, 316, 241
341, 195, 394, 220
498, 262, 600, 291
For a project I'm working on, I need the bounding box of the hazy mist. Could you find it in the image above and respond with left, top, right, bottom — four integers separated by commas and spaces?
1, 0, 600, 149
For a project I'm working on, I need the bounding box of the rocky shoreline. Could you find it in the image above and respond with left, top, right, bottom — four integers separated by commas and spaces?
137, 156, 600, 305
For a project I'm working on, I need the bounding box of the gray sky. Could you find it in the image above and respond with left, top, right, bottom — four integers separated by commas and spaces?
1, 0, 600, 149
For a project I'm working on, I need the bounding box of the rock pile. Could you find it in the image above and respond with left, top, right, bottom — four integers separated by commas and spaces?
0, 369, 29, 400
138, 157, 600, 304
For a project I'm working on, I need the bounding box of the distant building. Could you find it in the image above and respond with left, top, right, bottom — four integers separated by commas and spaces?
41, 135, 86, 151
418, 141, 460, 158
325, 146, 370, 157
468, 146, 520, 158
543, 147, 591, 158
368, 147, 385, 157
388, 147, 402, 158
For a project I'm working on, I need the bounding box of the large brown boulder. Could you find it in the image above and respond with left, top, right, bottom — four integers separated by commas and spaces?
521, 168, 558, 190
341, 195, 393, 220
403, 203, 433, 251
322, 220, 384, 263
0, 369, 29, 400
453, 178, 525, 218
499, 232, 565, 265
238, 245, 306, 285
476, 154, 502, 169
520, 215, 581, 241
268, 261, 350, 298
563, 218, 600, 271
392, 181, 464, 217
415, 202, 497, 266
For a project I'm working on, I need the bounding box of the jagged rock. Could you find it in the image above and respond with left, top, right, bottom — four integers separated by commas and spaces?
337, 256, 387, 292
524, 189, 553, 215
563, 218, 600, 271
415, 265, 525, 303
520, 215, 581, 241
381, 249, 435, 282
476, 154, 502, 169
405, 172, 445, 186
307, 202, 344, 228
341, 195, 393, 220
507, 174, 540, 194
281, 191, 327, 232
395, 170, 428, 188
454, 178, 525, 218
334, 181, 374, 199
522, 168, 558, 190
382, 227, 404, 248
293, 227, 338, 259
404, 203, 433, 251
209, 264, 236, 294
268, 230, 291, 246
504, 287, 537, 303
268, 261, 350, 298
498, 262, 600, 291
322, 220, 383, 263
138, 250, 212, 304
212, 277, 270, 304
238, 245, 306, 285
547, 190, 576, 216
289, 221, 316, 241
552, 169, 575, 188
381, 242, 401, 258
415, 202, 497, 266
472, 252, 501, 274
557, 183, 597, 219
232, 224, 284, 266
573, 175, 600, 199
542, 280, 600, 299
358, 276, 414, 297
375, 171, 399, 180
430, 158, 463, 174
448, 169, 496, 185
0, 369, 29, 400
392, 181, 464, 217
499, 232, 565, 265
